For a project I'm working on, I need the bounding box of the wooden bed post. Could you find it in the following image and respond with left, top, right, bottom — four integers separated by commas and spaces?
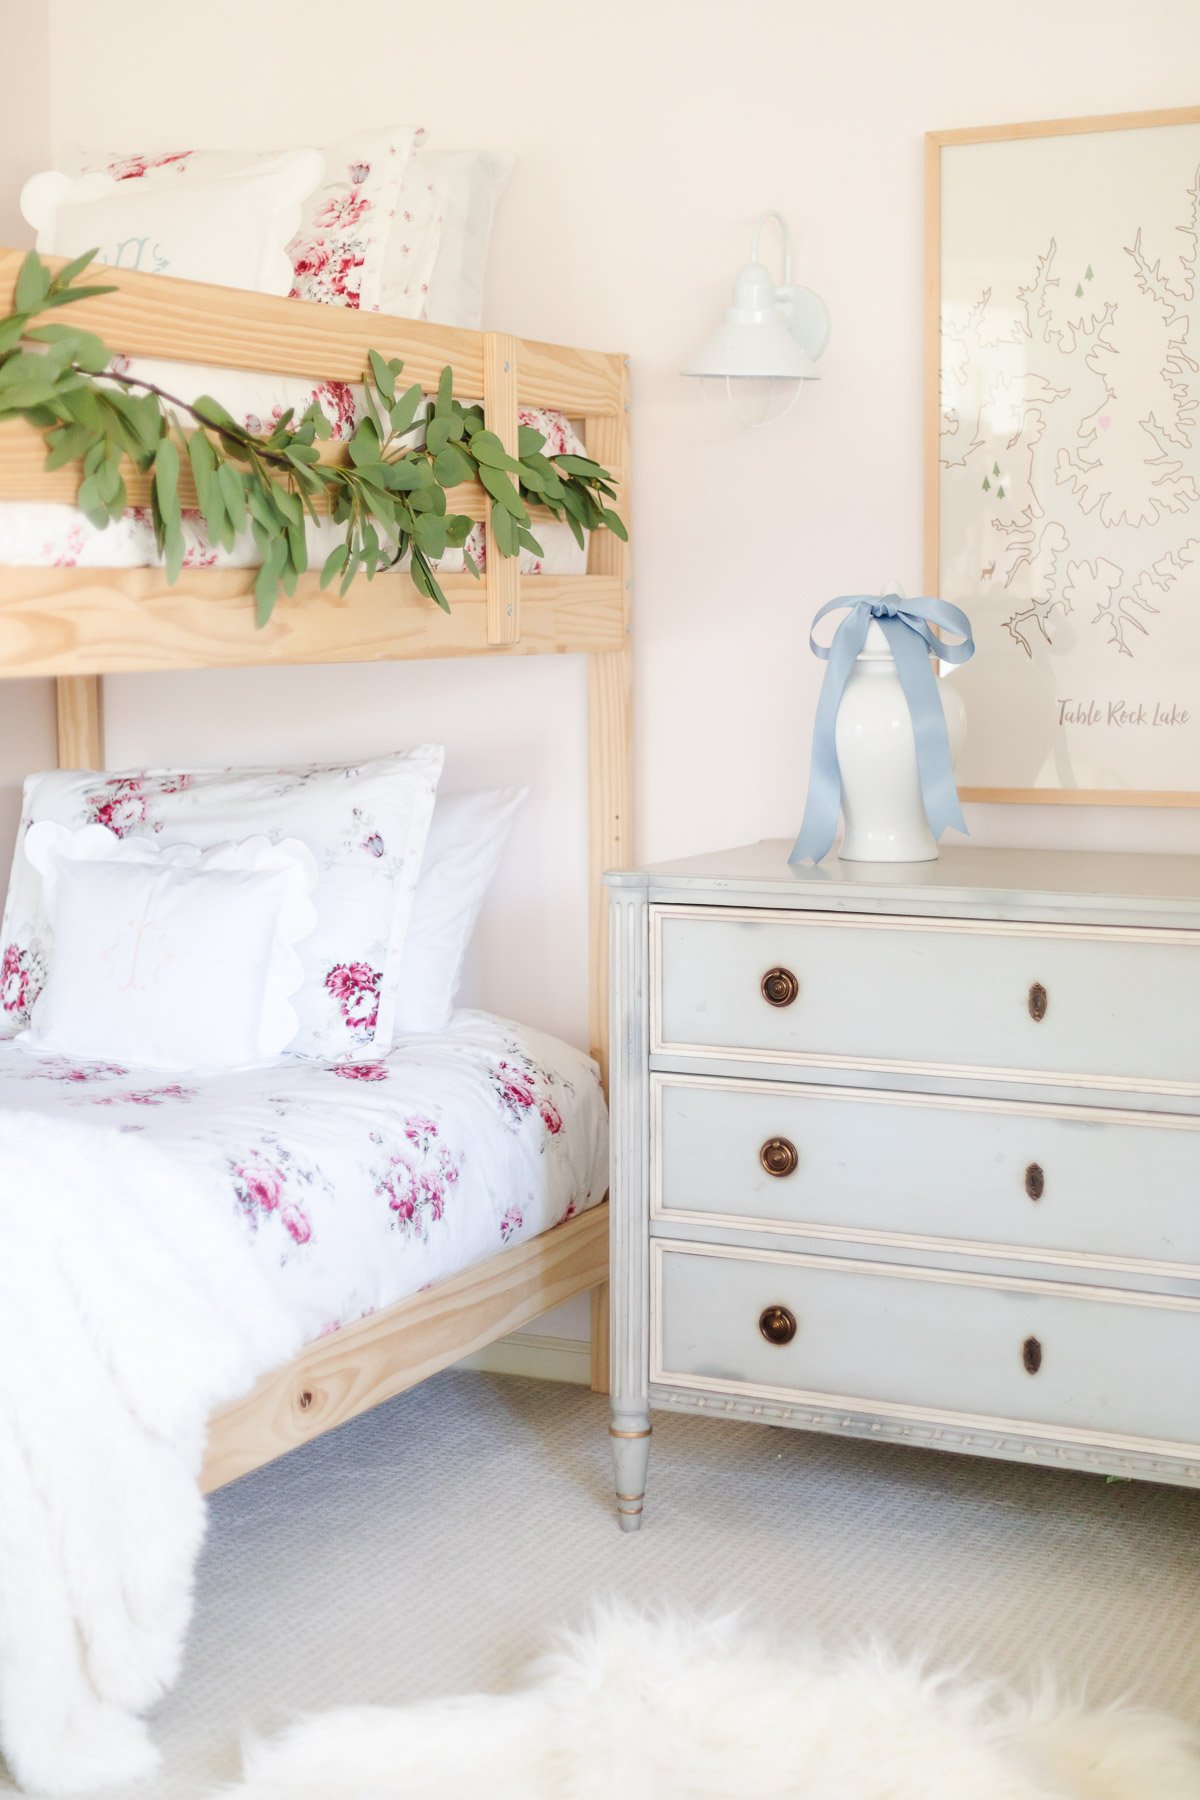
483, 332, 521, 647
56, 675, 104, 768
585, 355, 632, 1395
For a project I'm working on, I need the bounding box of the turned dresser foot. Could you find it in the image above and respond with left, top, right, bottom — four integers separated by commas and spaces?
610, 1409, 651, 1530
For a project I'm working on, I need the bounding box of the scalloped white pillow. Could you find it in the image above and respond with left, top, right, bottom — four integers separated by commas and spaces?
19, 149, 324, 294
18, 824, 318, 1070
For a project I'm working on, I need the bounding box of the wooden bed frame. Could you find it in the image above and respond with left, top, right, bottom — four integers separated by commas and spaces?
0, 250, 631, 1490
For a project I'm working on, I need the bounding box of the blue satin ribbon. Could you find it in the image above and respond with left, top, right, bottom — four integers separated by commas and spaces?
789, 594, 975, 866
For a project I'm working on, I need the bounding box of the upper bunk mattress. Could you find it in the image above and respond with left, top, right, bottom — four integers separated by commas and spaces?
0, 1010, 607, 1344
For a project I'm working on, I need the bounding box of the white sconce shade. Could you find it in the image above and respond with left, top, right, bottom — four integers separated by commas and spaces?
683, 211, 830, 426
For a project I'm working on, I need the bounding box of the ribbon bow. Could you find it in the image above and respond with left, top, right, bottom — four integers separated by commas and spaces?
789, 594, 975, 866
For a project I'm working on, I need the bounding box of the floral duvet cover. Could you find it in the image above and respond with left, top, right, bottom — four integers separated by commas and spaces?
0, 1010, 608, 1344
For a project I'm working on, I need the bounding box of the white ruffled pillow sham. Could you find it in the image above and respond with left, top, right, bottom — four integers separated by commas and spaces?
19, 824, 318, 1070
394, 786, 526, 1037
0, 748, 444, 1061
413, 148, 514, 329
20, 150, 325, 295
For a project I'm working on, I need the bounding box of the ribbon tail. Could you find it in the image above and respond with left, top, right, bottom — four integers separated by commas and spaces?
789, 609, 871, 864
880, 618, 969, 843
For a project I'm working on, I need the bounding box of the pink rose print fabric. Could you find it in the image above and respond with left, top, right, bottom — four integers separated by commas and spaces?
0, 748, 442, 1059
0, 1011, 607, 1342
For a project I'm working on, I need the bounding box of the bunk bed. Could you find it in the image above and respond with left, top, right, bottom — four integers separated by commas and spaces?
0, 247, 631, 1492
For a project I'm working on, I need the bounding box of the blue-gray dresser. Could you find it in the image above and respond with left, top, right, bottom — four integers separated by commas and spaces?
605, 842, 1200, 1529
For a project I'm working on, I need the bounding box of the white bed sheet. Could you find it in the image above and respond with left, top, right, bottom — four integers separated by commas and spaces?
0, 1010, 607, 1344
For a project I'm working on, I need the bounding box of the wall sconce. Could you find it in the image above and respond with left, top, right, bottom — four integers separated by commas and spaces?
682, 211, 830, 428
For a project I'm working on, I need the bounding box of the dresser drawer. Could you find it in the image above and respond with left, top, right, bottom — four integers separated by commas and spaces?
653, 907, 1200, 1092
652, 1242, 1200, 1449
654, 1076, 1200, 1272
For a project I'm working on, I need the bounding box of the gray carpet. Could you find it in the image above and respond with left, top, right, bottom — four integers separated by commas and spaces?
15, 1371, 1200, 1796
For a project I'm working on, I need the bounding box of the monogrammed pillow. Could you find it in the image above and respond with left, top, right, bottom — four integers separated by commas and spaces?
0, 748, 443, 1060
19, 825, 318, 1070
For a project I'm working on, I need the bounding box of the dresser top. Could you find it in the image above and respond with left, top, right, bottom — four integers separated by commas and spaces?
607, 841, 1200, 927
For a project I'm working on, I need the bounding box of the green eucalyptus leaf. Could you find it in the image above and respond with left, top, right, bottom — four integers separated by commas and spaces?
517, 424, 546, 458
14, 252, 51, 314
478, 463, 528, 519
320, 541, 350, 587
470, 429, 521, 471
368, 349, 396, 403
432, 444, 472, 488
50, 248, 101, 290
389, 383, 423, 436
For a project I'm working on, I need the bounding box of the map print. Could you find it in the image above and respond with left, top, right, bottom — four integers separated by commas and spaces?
937, 122, 1200, 795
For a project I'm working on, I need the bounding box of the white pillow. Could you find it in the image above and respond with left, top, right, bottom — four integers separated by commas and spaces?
394, 787, 526, 1037
1, 748, 444, 1061
20, 150, 325, 294
414, 148, 514, 329
19, 825, 317, 1070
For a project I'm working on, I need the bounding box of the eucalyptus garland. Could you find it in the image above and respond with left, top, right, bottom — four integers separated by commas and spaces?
0, 250, 626, 622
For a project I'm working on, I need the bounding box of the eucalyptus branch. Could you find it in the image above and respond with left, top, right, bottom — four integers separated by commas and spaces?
0, 250, 626, 625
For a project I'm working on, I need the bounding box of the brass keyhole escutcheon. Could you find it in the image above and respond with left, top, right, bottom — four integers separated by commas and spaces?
759, 1304, 798, 1346
1022, 1336, 1043, 1375
761, 966, 799, 1008
1027, 982, 1048, 1022
760, 1136, 798, 1178
1024, 1162, 1045, 1201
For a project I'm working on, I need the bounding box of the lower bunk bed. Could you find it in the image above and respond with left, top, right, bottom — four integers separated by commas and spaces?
0, 1012, 608, 1790
0, 1009, 609, 1493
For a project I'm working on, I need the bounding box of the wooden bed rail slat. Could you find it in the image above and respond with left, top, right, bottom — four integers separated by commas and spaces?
0, 567, 625, 678
201, 1203, 609, 1492
0, 250, 625, 416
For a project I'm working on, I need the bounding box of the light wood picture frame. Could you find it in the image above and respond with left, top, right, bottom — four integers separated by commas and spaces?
924, 106, 1200, 808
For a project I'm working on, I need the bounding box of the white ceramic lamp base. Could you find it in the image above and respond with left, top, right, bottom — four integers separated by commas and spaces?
834, 621, 967, 863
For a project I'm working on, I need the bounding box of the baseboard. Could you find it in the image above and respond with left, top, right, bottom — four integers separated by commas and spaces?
460, 1331, 591, 1386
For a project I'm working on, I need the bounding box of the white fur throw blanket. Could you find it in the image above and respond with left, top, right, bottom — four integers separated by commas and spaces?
0, 1113, 300, 1794
226, 1605, 1200, 1800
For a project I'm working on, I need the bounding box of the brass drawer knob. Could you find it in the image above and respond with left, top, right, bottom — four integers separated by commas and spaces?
1027, 982, 1048, 1022
760, 1136, 798, 1178
761, 966, 799, 1007
1024, 1162, 1045, 1201
1022, 1335, 1043, 1375
759, 1304, 798, 1346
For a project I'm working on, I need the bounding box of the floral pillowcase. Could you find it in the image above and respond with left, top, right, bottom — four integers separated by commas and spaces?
0, 748, 444, 1062
86, 127, 443, 315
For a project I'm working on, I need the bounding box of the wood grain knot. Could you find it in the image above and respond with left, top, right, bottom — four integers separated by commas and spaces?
298, 1389, 314, 1411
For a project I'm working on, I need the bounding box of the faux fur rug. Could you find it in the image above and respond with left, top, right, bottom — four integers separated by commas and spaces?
221, 1605, 1200, 1799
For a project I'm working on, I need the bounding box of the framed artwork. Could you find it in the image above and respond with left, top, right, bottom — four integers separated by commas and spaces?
925, 106, 1200, 806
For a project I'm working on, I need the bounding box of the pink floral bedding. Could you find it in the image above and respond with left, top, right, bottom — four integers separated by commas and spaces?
0, 1010, 607, 1343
